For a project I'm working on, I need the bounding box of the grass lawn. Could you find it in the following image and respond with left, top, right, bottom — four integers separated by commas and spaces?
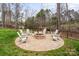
0, 28, 79, 56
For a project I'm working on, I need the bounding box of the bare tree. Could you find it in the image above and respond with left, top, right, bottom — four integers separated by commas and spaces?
5, 3, 12, 27
65, 3, 69, 21
14, 3, 21, 29
8, 3, 11, 24
1, 3, 7, 28
57, 3, 61, 29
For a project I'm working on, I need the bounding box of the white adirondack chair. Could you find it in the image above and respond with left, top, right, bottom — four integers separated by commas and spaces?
19, 29, 23, 35
52, 29, 60, 41
19, 29, 27, 36
43, 28, 46, 35
54, 29, 59, 35
52, 35, 58, 41
17, 32, 27, 43
26, 29, 30, 35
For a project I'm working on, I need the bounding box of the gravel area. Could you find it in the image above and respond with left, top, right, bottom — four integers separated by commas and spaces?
15, 34, 64, 51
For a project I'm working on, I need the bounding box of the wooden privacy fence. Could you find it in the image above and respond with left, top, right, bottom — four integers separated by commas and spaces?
60, 30, 79, 39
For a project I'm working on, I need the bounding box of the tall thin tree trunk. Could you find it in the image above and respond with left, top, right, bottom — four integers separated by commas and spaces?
57, 3, 60, 29
1, 3, 6, 28
6, 4, 11, 27
15, 3, 20, 29
8, 4, 11, 25
65, 3, 69, 38
66, 3, 69, 21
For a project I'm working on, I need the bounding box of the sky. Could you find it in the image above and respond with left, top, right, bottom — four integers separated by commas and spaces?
68, 3, 79, 11
23, 3, 79, 11
21, 3, 79, 17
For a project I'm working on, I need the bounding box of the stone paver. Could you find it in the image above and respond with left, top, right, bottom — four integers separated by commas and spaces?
15, 34, 64, 51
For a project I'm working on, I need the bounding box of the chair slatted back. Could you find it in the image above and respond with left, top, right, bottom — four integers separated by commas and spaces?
43, 28, 46, 34
26, 29, 30, 34
19, 29, 23, 34
54, 29, 59, 34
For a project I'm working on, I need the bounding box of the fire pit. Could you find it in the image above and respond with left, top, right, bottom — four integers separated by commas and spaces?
34, 33, 45, 39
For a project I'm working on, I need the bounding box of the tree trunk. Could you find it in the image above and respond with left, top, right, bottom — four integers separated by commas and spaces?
57, 3, 60, 29
1, 3, 6, 28
15, 3, 20, 29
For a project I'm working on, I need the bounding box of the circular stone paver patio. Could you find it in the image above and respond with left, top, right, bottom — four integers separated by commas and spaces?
15, 34, 64, 51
